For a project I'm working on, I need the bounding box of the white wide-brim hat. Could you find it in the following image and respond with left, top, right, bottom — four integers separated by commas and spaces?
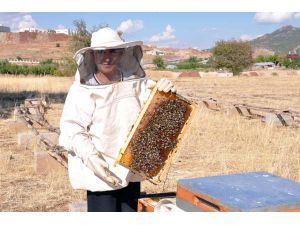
74, 27, 143, 58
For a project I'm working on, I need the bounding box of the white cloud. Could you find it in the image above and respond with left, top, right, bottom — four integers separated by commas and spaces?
150, 25, 176, 42
240, 34, 263, 41
240, 34, 254, 41
254, 12, 294, 23
0, 13, 38, 31
18, 14, 38, 30
193, 46, 202, 50
116, 19, 143, 34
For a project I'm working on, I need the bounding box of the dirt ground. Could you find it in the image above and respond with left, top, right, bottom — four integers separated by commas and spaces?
0, 71, 300, 211
0, 105, 85, 211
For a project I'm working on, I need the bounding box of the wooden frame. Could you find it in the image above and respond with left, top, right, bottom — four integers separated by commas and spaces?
114, 86, 196, 184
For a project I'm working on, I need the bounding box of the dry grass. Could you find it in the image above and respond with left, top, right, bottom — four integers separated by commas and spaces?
143, 106, 300, 193
0, 72, 300, 210
0, 75, 73, 93
0, 105, 85, 212
173, 74, 300, 112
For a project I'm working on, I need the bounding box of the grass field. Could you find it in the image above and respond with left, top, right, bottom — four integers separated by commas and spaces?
0, 70, 300, 211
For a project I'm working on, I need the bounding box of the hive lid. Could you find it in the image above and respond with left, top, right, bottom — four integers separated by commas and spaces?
177, 172, 300, 211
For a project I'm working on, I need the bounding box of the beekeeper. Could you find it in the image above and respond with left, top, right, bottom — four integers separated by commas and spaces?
59, 27, 176, 212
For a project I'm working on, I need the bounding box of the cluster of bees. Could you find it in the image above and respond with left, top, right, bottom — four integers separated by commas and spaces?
130, 99, 188, 177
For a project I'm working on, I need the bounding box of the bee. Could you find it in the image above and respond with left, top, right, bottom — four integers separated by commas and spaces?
130, 99, 189, 177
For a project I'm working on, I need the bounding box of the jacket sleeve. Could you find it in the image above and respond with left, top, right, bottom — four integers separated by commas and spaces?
59, 84, 97, 165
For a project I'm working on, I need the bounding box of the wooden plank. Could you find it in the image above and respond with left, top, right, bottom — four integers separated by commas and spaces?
138, 197, 176, 212
137, 198, 157, 212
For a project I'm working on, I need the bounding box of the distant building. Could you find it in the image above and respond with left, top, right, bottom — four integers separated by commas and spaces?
166, 65, 177, 70
287, 53, 300, 59
145, 49, 165, 56
200, 59, 209, 65
253, 62, 276, 69
55, 29, 71, 35
19, 27, 47, 33
165, 57, 184, 64
47, 29, 56, 33
0, 25, 10, 32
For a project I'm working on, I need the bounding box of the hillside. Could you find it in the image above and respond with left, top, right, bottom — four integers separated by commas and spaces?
0, 32, 211, 63
0, 32, 72, 61
251, 25, 300, 54
142, 45, 212, 64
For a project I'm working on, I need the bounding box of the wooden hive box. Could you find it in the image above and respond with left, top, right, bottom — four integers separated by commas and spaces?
176, 172, 300, 212
138, 197, 176, 212
115, 86, 195, 184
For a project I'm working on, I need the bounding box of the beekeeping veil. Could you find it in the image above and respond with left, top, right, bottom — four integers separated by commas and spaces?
73, 27, 145, 85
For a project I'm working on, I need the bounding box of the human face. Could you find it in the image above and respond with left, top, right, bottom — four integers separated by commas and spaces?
94, 49, 124, 75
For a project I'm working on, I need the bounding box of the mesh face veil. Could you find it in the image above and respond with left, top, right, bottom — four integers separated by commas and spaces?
74, 46, 146, 85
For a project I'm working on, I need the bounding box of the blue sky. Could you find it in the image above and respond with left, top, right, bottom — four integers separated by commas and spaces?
1, 12, 300, 49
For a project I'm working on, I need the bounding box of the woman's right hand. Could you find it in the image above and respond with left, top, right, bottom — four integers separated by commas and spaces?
86, 152, 121, 187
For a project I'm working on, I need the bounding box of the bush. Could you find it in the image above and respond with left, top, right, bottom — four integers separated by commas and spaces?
255, 54, 300, 69
54, 57, 76, 77
0, 58, 78, 76
212, 40, 253, 75
0, 60, 58, 75
153, 56, 165, 69
176, 57, 201, 70
71, 19, 91, 52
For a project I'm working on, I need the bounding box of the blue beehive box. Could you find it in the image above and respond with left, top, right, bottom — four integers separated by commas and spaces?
176, 172, 300, 212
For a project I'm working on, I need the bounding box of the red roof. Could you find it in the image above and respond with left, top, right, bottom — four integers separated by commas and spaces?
287, 55, 300, 59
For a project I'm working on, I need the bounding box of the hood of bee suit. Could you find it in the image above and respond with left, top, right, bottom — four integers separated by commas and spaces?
73, 27, 145, 85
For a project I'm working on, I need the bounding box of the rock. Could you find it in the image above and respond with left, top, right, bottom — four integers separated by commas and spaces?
263, 113, 295, 126
34, 151, 65, 175
17, 131, 37, 150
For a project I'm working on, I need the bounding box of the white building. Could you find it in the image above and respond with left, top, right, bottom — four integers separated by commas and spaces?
253, 62, 276, 69
166, 64, 177, 70
145, 49, 165, 56
0, 25, 10, 32
55, 29, 71, 35
19, 27, 47, 33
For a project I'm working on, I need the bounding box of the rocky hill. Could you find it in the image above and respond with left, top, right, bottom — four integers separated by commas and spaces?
0, 32, 72, 60
251, 25, 300, 54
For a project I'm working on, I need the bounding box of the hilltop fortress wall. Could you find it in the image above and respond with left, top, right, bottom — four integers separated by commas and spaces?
0, 32, 69, 44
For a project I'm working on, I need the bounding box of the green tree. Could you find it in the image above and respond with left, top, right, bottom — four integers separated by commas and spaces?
153, 56, 165, 69
177, 56, 200, 70
255, 55, 281, 64
71, 19, 91, 53
54, 57, 77, 77
212, 40, 253, 75
255, 55, 267, 62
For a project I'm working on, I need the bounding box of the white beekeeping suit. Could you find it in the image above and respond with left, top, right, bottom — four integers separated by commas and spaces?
59, 27, 176, 192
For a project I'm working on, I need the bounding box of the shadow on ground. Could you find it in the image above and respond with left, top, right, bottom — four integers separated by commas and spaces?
0, 91, 67, 118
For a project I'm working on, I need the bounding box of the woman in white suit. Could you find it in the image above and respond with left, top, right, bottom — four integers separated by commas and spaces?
59, 27, 176, 212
